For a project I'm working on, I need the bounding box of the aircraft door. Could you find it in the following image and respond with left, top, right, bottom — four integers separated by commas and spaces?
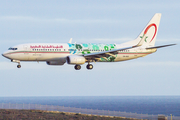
134, 48, 138, 57
23, 45, 29, 60
135, 48, 142, 57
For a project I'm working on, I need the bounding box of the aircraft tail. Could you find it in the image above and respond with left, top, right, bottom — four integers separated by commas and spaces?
135, 13, 161, 47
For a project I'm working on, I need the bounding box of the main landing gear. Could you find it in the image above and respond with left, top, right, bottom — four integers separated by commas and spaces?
74, 63, 93, 70
86, 64, 93, 70
74, 64, 81, 70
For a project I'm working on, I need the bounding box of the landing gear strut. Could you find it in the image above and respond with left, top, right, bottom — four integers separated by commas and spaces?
74, 64, 81, 70
11, 60, 21, 68
86, 63, 93, 70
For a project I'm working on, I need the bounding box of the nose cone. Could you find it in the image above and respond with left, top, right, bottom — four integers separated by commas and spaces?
2, 53, 6, 57
2, 52, 10, 59
2, 52, 6, 57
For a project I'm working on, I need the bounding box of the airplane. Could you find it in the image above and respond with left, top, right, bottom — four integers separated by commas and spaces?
2, 13, 176, 70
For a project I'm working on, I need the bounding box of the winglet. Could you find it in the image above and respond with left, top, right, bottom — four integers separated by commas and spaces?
68, 38, 72, 43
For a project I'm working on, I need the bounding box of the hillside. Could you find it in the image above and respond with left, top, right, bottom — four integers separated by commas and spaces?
0, 109, 140, 120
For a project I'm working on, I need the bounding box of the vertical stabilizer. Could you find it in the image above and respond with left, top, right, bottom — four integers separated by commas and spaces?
136, 13, 161, 47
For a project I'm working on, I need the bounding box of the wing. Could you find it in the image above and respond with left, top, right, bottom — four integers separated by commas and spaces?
83, 46, 135, 61
83, 37, 146, 61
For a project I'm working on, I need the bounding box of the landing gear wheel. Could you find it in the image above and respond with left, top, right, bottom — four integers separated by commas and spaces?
17, 65, 21, 68
74, 65, 81, 70
86, 64, 93, 70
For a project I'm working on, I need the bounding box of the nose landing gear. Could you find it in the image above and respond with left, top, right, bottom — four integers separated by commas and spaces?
11, 60, 21, 68
17, 64, 21, 68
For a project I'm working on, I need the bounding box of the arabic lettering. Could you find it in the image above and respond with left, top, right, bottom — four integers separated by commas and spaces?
30, 45, 63, 49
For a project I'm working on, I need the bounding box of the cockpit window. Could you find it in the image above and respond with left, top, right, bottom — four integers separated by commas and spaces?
8, 48, 18, 50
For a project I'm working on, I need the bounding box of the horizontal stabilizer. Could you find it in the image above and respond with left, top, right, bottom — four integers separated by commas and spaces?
146, 44, 176, 49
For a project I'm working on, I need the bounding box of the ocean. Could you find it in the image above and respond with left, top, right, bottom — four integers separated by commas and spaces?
0, 96, 179, 116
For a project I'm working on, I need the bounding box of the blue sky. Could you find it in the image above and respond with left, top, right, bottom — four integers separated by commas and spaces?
0, 0, 180, 96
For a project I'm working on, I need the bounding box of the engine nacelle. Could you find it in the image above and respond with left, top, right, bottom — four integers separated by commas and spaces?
67, 55, 86, 65
46, 58, 66, 65
46, 61, 65, 65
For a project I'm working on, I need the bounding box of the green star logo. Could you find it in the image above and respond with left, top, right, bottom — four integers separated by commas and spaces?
140, 35, 148, 42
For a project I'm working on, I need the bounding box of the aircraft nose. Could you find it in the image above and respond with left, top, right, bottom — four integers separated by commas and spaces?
2, 52, 9, 59
2, 53, 5, 57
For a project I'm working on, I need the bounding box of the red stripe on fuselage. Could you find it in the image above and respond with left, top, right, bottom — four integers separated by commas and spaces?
6, 52, 70, 55
6, 51, 152, 55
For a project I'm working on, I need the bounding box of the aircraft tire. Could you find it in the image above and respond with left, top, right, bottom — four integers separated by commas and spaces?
17, 65, 21, 68
86, 64, 93, 70
74, 65, 81, 70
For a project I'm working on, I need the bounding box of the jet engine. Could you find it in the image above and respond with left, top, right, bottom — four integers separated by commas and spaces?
67, 55, 86, 65
46, 58, 66, 65
46, 61, 66, 65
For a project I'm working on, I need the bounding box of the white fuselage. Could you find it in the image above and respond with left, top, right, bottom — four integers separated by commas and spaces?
2, 43, 157, 62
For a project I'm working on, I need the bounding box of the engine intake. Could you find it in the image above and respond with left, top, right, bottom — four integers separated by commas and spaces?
67, 55, 86, 65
